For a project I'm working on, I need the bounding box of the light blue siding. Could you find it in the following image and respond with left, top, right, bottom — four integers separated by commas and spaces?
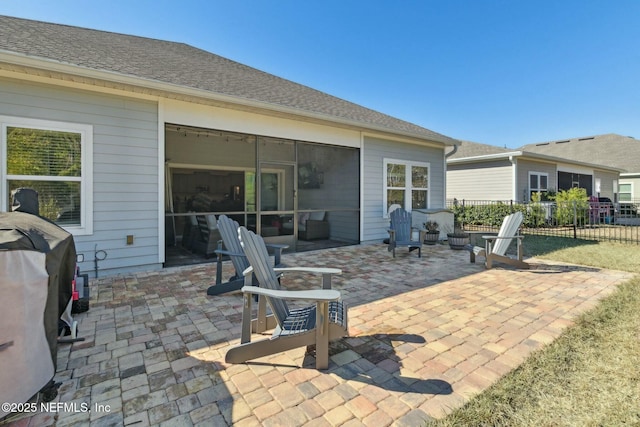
0, 78, 160, 276
362, 136, 446, 243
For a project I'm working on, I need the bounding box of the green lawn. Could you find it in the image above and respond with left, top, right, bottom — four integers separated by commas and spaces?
427, 236, 640, 426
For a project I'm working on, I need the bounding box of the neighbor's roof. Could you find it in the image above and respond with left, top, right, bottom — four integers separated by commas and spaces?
446, 139, 623, 173
446, 140, 513, 159
0, 15, 457, 146
519, 133, 639, 174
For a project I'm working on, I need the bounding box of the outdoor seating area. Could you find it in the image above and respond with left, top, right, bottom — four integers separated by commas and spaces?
225, 227, 347, 370
4, 243, 632, 426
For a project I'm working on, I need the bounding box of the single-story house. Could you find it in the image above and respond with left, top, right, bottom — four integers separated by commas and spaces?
0, 15, 457, 276
519, 134, 640, 203
446, 140, 623, 202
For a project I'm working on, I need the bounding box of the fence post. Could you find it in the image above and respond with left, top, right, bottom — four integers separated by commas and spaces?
573, 200, 577, 239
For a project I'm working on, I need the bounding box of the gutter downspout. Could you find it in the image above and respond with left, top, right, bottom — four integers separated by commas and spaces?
445, 144, 458, 159
444, 144, 459, 206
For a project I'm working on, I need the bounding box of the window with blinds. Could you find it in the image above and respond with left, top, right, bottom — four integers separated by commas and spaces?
2, 116, 92, 233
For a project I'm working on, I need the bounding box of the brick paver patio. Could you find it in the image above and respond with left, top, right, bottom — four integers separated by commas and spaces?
2, 243, 633, 426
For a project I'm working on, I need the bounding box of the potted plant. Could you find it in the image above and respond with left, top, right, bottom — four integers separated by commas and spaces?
423, 221, 440, 245
446, 221, 469, 250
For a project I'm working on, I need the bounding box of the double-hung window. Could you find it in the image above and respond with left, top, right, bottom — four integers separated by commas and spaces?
619, 183, 632, 202
384, 158, 429, 215
528, 172, 548, 201
1, 116, 93, 234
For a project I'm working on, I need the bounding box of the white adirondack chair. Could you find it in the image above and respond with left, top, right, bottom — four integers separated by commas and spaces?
468, 211, 530, 269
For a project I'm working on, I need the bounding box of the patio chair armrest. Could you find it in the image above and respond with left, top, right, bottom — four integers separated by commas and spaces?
274, 267, 341, 275
483, 235, 525, 241
266, 243, 289, 265
274, 267, 341, 289
241, 285, 340, 302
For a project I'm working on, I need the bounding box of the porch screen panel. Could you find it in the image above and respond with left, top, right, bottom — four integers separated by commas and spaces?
298, 143, 359, 210
298, 143, 360, 244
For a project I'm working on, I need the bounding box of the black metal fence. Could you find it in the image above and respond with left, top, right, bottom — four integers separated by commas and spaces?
446, 199, 640, 245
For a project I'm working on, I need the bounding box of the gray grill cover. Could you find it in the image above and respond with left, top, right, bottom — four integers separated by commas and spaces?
0, 211, 77, 371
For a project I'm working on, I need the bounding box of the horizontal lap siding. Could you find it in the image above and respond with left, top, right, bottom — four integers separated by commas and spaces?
594, 171, 618, 200
447, 160, 513, 201
0, 78, 160, 275
516, 159, 557, 201
362, 136, 445, 243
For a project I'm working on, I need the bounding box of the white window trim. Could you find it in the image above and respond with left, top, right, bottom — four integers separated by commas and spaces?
528, 171, 549, 197
1, 115, 93, 235
383, 158, 430, 217
619, 182, 633, 201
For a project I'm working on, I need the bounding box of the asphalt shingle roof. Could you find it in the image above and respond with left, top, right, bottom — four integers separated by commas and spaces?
447, 134, 638, 174
446, 140, 513, 159
520, 133, 639, 173
0, 15, 457, 145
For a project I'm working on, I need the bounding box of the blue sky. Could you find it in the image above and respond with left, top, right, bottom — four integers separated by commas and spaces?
2, 1, 639, 148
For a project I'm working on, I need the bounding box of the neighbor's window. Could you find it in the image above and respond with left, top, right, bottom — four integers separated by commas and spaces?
2, 116, 92, 234
384, 159, 429, 215
619, 183, 632, 202
529, 172, 548, 201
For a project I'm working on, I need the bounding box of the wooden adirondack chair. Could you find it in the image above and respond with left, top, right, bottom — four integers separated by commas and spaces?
468, 211, 530, 269
207, 215, 287, 296
225, 227, 347, 369
388, 208, 427, 258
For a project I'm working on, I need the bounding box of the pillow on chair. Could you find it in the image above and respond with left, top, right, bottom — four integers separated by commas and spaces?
206, 214, 218, 230
298, 212, 310, 231
309, 211, 325, 221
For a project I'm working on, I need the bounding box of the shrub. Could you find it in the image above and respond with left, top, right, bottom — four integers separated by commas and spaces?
526, 192, 547, 228
552, 188, 588, 226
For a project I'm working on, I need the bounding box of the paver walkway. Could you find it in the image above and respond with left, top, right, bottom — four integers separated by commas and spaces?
2, 243, 633, 426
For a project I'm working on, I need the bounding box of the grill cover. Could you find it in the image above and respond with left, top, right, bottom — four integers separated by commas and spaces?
0, 211, 77, 371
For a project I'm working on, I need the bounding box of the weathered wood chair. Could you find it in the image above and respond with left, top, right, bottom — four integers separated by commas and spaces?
467, 211, 530, 269
207, 215, 287, 296
388, 208, 426, 257
225, 227, 347, 369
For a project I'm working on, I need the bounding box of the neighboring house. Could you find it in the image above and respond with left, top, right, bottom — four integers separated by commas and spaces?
446, 140, 622, 202
0, 15, 457, 276
520, 134, 640, 202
